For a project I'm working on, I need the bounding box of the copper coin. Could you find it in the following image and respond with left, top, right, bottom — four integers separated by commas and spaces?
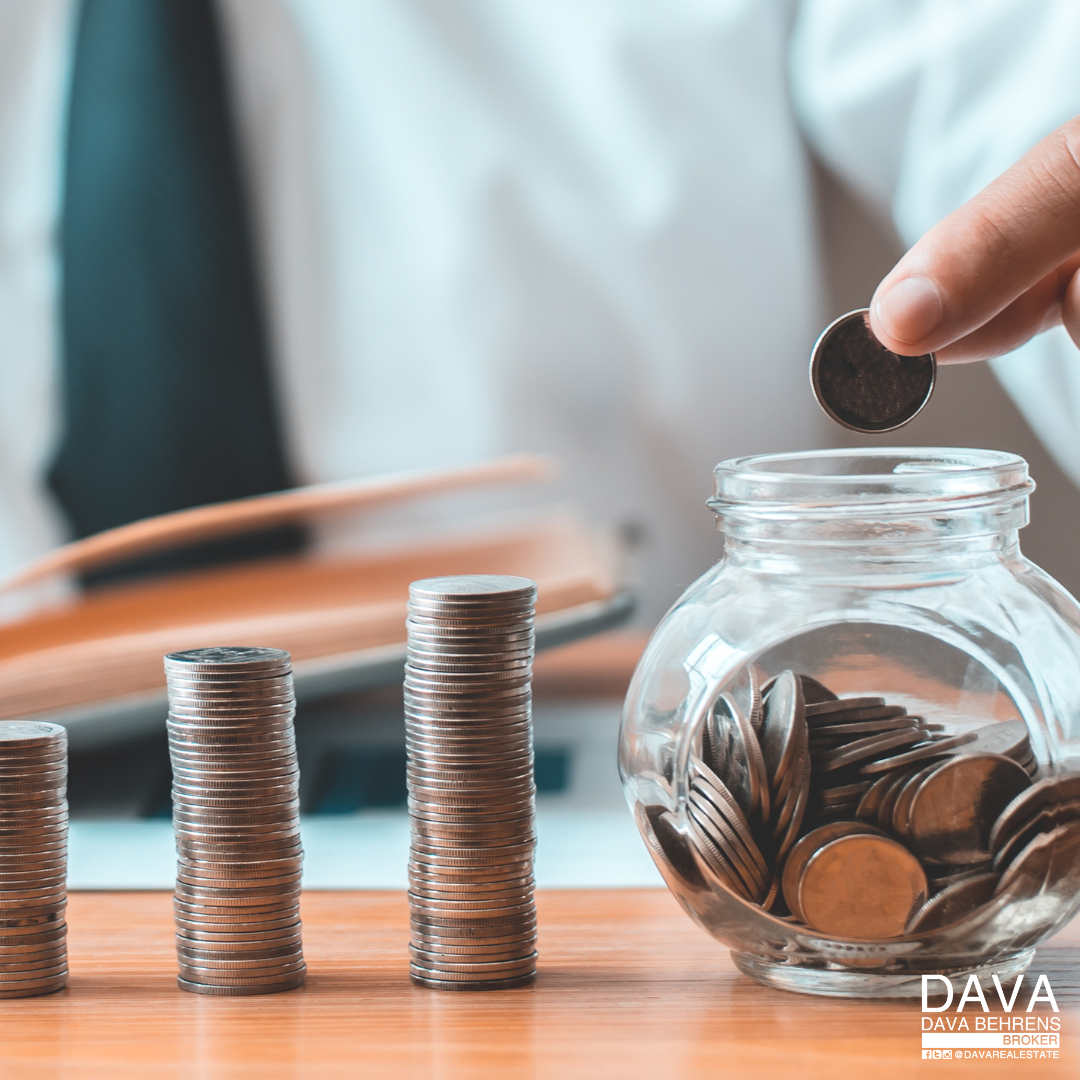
993, 798, 1080, 872
909, 754, 1032, 865
799, 832, 927, 938
905, 872, 1000, 934
859, 730, 977, 775
989, 774, 1080, 855
995, 820, 1080, 899
781, 821, 882, 922
816, 728, 927, 773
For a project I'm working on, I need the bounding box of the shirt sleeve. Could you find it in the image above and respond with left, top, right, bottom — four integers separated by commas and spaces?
790, 0, 1080, 488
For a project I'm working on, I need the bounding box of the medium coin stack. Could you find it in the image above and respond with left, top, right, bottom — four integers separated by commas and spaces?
165, 647, 305, 995
405, 575, 538, 991
0, 721, 68, 998
641, 667, 1080, 940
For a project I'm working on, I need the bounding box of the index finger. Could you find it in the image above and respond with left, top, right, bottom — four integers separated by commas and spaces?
869, 115, 1080, 356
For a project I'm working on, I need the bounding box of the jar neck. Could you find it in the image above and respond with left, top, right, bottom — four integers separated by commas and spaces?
721, 528, 1022, 573
709, 448, 1034, 575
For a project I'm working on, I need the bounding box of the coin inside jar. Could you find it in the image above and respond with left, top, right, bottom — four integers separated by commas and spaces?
781, 821, 882, 922
809, 308, 936, 433
908, 754, 1032, 865
905, 871, 1000, 935
798, 832, 927, 938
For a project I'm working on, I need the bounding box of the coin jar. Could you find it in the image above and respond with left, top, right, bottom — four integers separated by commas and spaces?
620, 448, 1080, 997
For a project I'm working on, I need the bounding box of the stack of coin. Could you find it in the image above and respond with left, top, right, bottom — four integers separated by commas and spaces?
405, 575, 538, 991
165, 647, 304, 996
640, 666, 1080, 940
0, 721, 68, 998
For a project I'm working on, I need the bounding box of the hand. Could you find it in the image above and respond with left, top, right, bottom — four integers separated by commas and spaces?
869, 115, 1080, 363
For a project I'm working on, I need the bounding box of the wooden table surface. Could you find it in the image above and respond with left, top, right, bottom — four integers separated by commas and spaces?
0, 889, 1076, 1079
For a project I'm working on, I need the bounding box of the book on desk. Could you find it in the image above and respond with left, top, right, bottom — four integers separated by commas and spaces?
0, 454, 631, 748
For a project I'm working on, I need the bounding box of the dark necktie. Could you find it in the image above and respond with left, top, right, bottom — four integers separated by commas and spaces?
51, 0, 304, 585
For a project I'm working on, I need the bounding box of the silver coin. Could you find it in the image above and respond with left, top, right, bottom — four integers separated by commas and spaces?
409, 574, 536, 599
174, 918, 302, 938
406, 654, 534, 670
177, 940, 302, 962
773, 754, 812, 862
171, 765, 299, 782
703, 694, 767, 824
0, 723, 67, 748
410, 918, 536, 939
690, 775, 768, 885
177, 952, 305, 975
176, 967, 306, 989
406, 647, 536, 663
165, 646, 291, 670
404, 701, 532, 720
410, 936, 535, 956
177, 932, 302, 950
177, 975, 304, 996
407, 784, 535, 806
173, 896, 301, 916
409, 869, 532, 890
409, 842, 534, 863
166, 673, 293, 688
687, 791, 765, 900
760, 671, 807, 807
173, 906, 301, 927
408, 970, 535, 991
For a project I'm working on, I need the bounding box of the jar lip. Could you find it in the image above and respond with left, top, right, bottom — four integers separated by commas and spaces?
710, 447, 1033, 516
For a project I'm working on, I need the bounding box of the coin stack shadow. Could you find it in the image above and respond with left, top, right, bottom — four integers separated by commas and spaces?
165, 647, 305, 995
0, 722, 68, 998
405, 575, 539, 990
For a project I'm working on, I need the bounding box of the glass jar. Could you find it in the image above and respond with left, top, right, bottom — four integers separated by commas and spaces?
620, 448, 1080, 997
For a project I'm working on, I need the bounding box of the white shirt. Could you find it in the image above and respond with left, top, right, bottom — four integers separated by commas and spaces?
2, 0, 1079, 621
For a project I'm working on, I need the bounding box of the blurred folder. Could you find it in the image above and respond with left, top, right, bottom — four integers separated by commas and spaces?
0, 456, 630, 747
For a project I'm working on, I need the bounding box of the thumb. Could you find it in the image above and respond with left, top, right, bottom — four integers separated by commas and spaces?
870, 116, 1080, 357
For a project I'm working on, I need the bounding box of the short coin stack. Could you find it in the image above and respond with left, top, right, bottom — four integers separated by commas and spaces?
165, 647, 305, 995
405, 575, 538, 990
0, 721, 68, 998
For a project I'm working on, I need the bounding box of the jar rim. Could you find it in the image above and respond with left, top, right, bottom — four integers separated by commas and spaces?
709, 447, 1033, 521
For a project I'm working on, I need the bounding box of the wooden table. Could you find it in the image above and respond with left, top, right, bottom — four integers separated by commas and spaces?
0, 890, 1076, 1079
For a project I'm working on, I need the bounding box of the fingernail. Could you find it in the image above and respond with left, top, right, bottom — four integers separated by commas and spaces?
875, 276, 943, 345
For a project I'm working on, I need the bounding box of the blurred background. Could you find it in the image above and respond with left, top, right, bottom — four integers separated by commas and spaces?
3, 0, 1080, 883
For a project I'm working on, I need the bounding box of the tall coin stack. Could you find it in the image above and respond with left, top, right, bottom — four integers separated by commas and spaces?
406, 575, 539, 990
165, 647, 305, 995
0, 722, 68, 998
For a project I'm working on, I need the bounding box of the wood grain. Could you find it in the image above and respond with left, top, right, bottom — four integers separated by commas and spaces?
0, 890, 1074, 1079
